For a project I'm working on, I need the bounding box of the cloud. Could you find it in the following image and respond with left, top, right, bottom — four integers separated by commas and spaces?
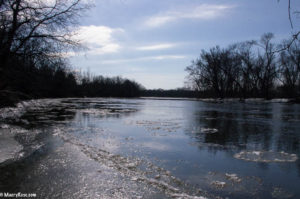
101, 55, 186, 64
74, 25, 123, 55
152, 55, 185, 60
136, 43, 176, 51
145, 4, 234, 27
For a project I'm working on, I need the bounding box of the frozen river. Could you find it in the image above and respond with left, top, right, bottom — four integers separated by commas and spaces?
0, 98, 300, 199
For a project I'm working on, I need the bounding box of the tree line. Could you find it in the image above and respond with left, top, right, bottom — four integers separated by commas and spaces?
142, 88, 198, 98
4, 57, 143, 98
0, 0, 143, 102
78, 73, 144, 98
185, 33, 300, 99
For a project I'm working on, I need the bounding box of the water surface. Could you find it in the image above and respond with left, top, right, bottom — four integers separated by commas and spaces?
0, 98, 299, 199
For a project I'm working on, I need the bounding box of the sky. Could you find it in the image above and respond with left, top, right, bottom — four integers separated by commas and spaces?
69, 0, 300, 89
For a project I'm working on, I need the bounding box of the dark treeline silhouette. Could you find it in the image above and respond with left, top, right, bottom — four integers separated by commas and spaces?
142, 88, 199, 98
186, 33, 300, 99
78, 73, 144, 98
0, 0, 143, 107
1, 52, 143, 100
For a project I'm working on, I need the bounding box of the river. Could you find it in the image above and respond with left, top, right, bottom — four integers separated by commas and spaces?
0, 98, 299, 199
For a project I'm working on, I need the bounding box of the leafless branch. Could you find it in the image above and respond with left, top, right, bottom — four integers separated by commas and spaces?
288, 0, 293, 29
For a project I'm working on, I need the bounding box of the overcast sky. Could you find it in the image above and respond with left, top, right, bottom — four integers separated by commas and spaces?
69, 0, 300, 89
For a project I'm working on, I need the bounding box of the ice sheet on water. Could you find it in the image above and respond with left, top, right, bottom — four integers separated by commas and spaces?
0, 128, 23, 163
80, 108, 111, 115
125, 119, 182, 133
234, 150, 298, 162
0, 99, 63, 121
270, 99, 290, 103
203, 171, 266, 197
200, 98, 291, 103
0, 122, 46, 165
79, 107, 138, 118
56, 127, 210, 199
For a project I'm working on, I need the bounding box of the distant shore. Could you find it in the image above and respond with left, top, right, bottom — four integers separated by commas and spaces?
1, 91, 300, 111
141, 96, 300, 103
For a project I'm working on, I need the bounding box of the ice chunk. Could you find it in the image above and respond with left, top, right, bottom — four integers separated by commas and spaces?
211, 181, 226, 188
225, 173, 241, 182
0, 124, 10, 129
131, 177, 139, 181
234, 151, 298, 162
200, 128, 218, 134
125, 162, 137, 169
170, 193, 207, 199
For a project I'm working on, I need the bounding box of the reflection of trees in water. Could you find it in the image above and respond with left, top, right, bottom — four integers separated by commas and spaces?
185, 102, 300, 175
275, 104, 300, 155
64, 99, 141, 132
185, 103, 300, 156
276, 128, 299, 153
75, 100, 140, 120
11, 99, 141, 129
19, 107, 76, 129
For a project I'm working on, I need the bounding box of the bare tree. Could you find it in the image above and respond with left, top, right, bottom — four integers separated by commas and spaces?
0, 0, 91, 76
275, 0, 300, 52
279, 39, 300, 97
185, 59, 207, 92
186, 47, 227, 98
235, 41, 258, 98
186, 32, 300, 99
186, 46, 243, 98
255, 33, 278, 99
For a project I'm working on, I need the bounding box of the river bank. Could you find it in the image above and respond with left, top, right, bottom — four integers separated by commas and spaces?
0, 90, 32, 108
